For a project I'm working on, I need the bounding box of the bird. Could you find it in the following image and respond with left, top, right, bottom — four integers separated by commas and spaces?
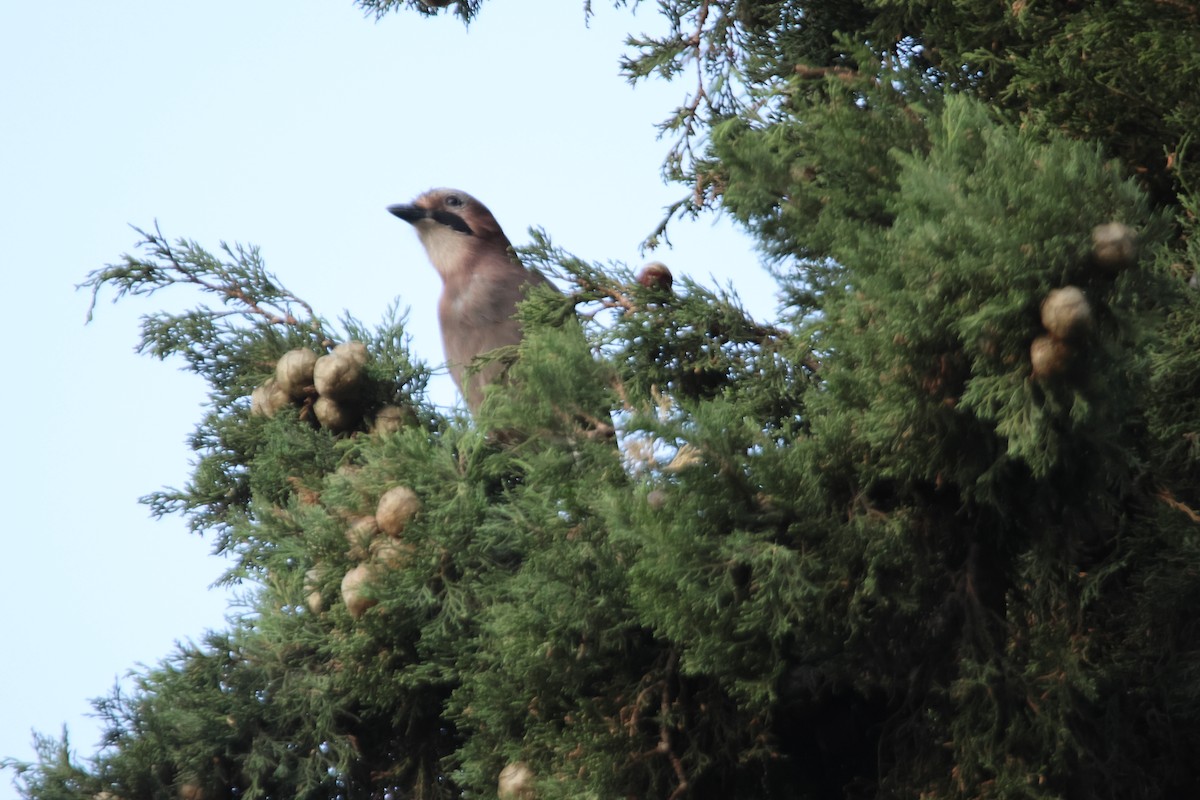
387, 188, 555, 414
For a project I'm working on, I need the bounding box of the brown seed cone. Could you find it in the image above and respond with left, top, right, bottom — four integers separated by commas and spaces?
498, 762, 536, 800
373, 404, 418, 435
334, 341, 369, 366
646, 489, 668, 510
341, 563, 379, 619
304, 567, 325, 614
1092, 222, 1138, 273
1030, 334, 1073, 380
376, 486, 422, 537
250, 378, 290, 418
314, 395, 356, 433
275, 348, 318, 400
1040, 286, 1092, 341
314, 351, 364, 400
637, 261, 674, 294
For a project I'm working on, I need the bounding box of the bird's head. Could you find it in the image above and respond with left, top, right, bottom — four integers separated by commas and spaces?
388, 188, 512, 281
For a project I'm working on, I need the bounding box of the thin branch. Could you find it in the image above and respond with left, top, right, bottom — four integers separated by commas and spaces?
83, 222, 325, 339
1157, 486, 1200, 523
659, 650, 689, 800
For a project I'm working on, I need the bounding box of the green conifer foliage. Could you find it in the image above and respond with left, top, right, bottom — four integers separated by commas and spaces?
10, 2, 1200, 799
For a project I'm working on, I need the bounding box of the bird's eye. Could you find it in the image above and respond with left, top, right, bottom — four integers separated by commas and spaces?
445, 195, 464, 208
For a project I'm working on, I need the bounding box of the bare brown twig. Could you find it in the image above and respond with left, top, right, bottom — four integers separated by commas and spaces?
659, 650, 689, 800
1157, 486, 1200, 523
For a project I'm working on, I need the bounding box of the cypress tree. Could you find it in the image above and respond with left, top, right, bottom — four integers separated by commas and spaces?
8, 2, 1200, 798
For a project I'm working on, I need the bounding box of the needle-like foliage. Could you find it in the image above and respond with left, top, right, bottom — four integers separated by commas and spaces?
9, 2, 1200, 799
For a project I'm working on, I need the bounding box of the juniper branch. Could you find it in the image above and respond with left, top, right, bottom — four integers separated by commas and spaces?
81, 222, 325, 339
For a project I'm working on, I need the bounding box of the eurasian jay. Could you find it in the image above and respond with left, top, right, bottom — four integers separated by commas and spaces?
388, 188, 555, 413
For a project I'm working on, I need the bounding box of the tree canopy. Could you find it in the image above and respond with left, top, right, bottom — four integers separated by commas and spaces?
9, 2, 1200, 799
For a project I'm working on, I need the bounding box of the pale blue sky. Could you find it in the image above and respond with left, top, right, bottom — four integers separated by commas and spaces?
0, 2, 775, 791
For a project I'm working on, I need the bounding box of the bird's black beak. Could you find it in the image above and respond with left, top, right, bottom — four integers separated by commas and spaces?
387, 203, 428, 224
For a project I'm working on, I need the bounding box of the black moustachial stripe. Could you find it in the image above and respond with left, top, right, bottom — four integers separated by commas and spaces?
430, 209, 474, 236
